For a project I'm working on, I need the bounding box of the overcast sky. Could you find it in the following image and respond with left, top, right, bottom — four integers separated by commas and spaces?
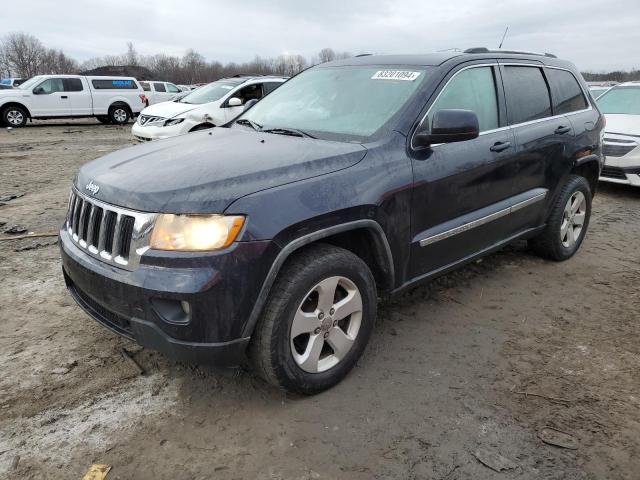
3, 0, 640, 71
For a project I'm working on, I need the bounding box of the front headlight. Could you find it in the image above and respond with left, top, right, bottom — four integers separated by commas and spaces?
150, 214, 245, 251
164, 118, 185, 127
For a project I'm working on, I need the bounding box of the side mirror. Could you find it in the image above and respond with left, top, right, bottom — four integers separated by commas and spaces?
413, 109, 480, 147
33, 87, 45, 95
227, 97, 242, 107
243, 99, 259, 111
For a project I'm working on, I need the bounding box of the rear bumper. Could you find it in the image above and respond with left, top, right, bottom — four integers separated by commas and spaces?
60, 227, 278, 365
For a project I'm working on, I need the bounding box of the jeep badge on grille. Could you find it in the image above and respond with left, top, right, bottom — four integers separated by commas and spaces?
85, 181, 100, 195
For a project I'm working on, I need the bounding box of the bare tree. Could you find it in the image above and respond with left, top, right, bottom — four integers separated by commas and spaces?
318, 47, 336, 63
1, 32, 46, 77
125, 42, 139, 66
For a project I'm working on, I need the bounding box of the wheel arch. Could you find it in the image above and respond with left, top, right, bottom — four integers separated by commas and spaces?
189, 122, 216, 132
241, 220, 394, 338
571, 155, 601, 195
109, 101, 133, 116
1, 101, 32, 119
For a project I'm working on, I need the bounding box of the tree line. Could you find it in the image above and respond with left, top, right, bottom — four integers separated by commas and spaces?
2, 31, 639, 84
0, 32, 351, 83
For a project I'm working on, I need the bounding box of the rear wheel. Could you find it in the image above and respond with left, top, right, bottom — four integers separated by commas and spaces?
108, 105, 130, 125
2, 105, 28, 127
530, 175, 592, 261
249, 244, 377, 395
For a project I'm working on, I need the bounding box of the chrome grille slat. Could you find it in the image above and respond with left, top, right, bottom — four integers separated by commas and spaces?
112, 213, 124, 258
65, 188, 158, 271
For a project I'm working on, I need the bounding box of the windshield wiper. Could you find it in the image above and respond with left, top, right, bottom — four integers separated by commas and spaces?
235, 118, 263, 131
262, 127, 316, 139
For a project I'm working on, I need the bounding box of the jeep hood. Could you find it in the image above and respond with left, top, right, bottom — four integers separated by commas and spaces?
604, 114, 640, 137
76, 127, 367, 213
140, 100, 200, 118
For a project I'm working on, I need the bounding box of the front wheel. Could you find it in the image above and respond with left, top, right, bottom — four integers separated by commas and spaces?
108, 106, 130, 125
530, 174, 592, 261
2, 105, 28, 127
249, 244, 377, 395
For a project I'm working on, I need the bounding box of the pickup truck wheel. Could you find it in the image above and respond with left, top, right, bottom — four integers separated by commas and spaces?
109, 106, 130, 125
96, 115, 111, 124
249, 244, 376, 395
2, 105, 28, 127
530, 174, 592, 261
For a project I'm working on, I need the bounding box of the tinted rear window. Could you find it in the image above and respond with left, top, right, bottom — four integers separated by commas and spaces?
140, 81, 151, 91
64, 78, 83, 92
154, 82, 166, 92
91, 79, 137, 90
503, 66, 552, 124
547, 69, 588, 114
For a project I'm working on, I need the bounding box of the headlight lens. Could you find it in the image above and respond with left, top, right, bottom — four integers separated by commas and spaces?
150, 214, 245, 251
164, 118, 185, 127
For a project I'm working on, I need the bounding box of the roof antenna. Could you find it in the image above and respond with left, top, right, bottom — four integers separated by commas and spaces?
498, 27, 509, 49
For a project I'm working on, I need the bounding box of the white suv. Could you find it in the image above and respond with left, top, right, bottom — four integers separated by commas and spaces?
596, 82, 640, 186
139, 81, 182, 105
131, 76, 287, 140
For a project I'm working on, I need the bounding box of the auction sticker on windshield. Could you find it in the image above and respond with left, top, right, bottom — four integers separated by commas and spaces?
371, 70, 421, 81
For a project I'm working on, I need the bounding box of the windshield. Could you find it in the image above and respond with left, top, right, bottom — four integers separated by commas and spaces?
239, 66, 431, 141
179, 80, 238, 104
18, 76, 42, 90
597, 87, 640, 115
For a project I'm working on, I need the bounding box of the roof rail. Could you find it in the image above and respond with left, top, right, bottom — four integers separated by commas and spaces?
464, 47, 557, 58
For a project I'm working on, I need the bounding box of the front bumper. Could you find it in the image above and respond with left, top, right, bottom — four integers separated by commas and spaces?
131, 120, 192, 141
600, 134, 640, 186
60, 227, 278, 365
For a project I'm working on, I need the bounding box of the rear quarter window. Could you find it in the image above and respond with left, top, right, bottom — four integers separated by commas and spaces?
153, 82, 166, 92
140, 82, 151, 92
91, 79, 138, 90
502, 66, 552, 124
546, 68, 588, 114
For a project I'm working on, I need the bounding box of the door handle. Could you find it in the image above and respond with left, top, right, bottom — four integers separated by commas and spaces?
490, 141, 511, 152
60, 95, 68, 99
555, 125, 571, 135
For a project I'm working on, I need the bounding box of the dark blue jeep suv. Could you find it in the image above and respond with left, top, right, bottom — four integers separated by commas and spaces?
60, 48, 604, 394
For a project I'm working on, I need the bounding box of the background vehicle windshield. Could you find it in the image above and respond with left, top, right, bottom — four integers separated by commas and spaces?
241, 66, 431, 141
597, 87, 640, 115
179, 81, 238, 104
17, 76, 42, 90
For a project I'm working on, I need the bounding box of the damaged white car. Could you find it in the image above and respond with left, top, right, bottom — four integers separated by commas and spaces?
131, 75, 286, 140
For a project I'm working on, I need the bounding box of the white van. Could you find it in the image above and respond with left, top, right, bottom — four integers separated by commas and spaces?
131, 75, 286, 140
0, 75, 146, 127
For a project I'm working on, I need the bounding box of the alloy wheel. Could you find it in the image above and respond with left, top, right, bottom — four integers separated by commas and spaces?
560, 191, 586, 248
290, 276, 363, 373
7, 109, 23, 126
113, 109, 127, 123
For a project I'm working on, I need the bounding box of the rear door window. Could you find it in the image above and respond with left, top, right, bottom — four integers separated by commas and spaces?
502, 66, 552, 124
263, 82, 282, 95
546, 68, 588, 114
63, 78, 84, 92
429, 66, 499, 132
154, 82, 166, 92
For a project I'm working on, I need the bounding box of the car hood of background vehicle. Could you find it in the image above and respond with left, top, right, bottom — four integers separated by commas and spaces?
604, 114, 640, 137
140, 100, 200, 119
75, 127, 367, 213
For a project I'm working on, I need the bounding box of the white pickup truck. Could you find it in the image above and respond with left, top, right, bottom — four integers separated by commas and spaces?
0, 75, 147, 127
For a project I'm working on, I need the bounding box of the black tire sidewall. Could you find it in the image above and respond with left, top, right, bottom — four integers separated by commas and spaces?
109, 106, 130, 125
269, 253, 376, 394
3, 106, 27, 127
548, 176, 592, 260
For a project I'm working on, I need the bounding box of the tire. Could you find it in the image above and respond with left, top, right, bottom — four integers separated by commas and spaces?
2, 105, 28, 127
108, 105, 130, 125
96, 115, 111, 124
249, 244, 377, 395
530, 174, 592, 261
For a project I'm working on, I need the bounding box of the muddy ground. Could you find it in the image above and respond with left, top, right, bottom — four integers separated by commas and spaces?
0, 120, 638, 480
